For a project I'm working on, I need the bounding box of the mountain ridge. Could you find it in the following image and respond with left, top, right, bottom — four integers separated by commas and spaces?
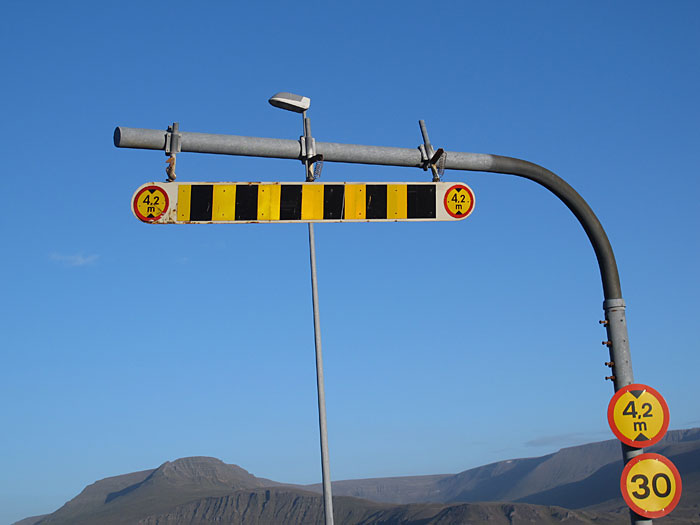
15, 428, 700, 524
33, 457, 273, 525
304, 427, 700, 506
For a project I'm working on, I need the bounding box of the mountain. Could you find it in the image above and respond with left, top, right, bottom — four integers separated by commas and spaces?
17, 459, 625, 525
135, 490, 623, 525
304, 428, 700, 510
15, 429, 700, 524
12, 517, 49, 525
32, 457, 276, 525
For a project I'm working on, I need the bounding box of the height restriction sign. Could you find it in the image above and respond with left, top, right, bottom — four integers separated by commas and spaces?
608, 384, 670, 448
443, 184, 475, 218
133, 185, 169, 222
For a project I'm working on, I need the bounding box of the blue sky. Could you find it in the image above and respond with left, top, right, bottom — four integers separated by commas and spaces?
2, 1, 699, 523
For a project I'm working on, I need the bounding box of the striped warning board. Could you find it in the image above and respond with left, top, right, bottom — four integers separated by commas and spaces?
132, 182, 474, 224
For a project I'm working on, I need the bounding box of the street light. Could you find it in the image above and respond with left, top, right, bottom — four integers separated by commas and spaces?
269, 92, 335, 525
268, 92, 310, 113
269, 91, 317, 181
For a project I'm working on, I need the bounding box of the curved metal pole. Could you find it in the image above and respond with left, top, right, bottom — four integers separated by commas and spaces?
449, 154, 635, 378
114, 128, 636, 383
115, 126, 648, 523
114, 127, 637, 391
454, 155, 648, 525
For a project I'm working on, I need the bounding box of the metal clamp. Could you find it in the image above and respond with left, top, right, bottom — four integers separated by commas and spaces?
418, 120, 446, 182
301, 116, 323, 181
165, 122, 181, 182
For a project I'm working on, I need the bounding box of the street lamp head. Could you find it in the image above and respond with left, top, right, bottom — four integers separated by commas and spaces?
268, 92, 310, 113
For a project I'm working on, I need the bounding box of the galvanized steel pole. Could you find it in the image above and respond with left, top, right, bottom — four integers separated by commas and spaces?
302, 107, 335, 525
115, 125, 647, 524
308, 222, 335, 525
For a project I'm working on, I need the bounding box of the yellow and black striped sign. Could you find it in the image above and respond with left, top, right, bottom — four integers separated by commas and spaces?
132, 182, 474, 224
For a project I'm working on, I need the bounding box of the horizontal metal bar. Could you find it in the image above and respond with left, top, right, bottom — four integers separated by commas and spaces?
114, 127, 301, 160
114, 126, 497, 169
114, 125, 619, 298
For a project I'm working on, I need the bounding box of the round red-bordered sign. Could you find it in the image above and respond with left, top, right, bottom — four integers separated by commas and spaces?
443, 184, 475, 219
133, 185, 170, 222
608, 383, 670, 448
620, 453, 682, 519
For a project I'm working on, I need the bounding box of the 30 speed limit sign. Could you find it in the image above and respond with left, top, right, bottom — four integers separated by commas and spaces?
621, 453, 682, 519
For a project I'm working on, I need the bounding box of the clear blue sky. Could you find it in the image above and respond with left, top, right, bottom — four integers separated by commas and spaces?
2, 2, 699, 523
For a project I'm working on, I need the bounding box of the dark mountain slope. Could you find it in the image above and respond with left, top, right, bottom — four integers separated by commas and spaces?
310, 475, 451, 504
12, 516, 48, 525
16, 428, 700, 524
517, 435, 700, 510
36, 457, 271, 525
306, 428, 700, 505
33, 467, 155, 523
136, 488, 623, 525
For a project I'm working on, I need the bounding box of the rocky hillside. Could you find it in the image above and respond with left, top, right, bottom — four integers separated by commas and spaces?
15, 429, 700, 524
305, 428, 700, 510
33, 457, 274, 525
134, 489, 622, 525
16, 458, 626, 525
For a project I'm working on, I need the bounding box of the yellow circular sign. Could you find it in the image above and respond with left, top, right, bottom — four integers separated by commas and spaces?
608, 384, 669, 447
443, 184, 475, 218
621, 453, 682, 518
133, 185, 169, 222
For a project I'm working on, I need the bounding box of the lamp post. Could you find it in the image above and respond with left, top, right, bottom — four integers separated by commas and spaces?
268, 92, 335, 525
114, 105, 648, 524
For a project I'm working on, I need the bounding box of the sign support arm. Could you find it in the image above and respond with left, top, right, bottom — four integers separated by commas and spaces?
115, 125, 646, 524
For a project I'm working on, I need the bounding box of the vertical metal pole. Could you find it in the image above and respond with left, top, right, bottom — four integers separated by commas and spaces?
308, 222, 334, 525
604, 299, 652, 525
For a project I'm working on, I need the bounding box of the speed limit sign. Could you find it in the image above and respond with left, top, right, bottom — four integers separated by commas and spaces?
620, 453, 682, 519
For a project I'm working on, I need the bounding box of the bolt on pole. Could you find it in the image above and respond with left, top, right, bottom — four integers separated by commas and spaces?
115, 124, 647, 524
